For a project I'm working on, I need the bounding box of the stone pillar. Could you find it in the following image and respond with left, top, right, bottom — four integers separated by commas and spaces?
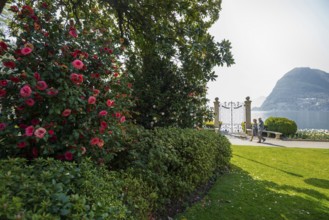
214, 97, 220, 129
244, 96, 252, 132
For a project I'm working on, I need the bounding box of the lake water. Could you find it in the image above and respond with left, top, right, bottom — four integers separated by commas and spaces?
252, 111, 329, 130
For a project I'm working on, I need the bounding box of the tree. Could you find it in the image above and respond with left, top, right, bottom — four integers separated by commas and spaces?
1, 0, 234, 128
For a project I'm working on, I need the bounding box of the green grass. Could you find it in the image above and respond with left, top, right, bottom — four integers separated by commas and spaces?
175, 145, 329, 220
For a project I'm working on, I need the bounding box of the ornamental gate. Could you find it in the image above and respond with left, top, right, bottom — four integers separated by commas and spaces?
220, 101, 244, 133
213, 97, 252, 133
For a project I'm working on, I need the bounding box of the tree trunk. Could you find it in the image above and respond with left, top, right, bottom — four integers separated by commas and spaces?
0, 0, 8, 15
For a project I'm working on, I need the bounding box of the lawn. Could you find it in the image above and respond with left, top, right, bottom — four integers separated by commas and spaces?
175, 145, 329, 220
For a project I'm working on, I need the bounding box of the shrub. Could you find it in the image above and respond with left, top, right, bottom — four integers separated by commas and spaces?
0, 158, 131, 219
113, 127, 232, 216
0, 3, 133, 163
264, 117, 297, 136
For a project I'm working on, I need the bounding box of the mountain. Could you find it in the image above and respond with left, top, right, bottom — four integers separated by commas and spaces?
259, 67, 329, 111
252, 96, 266, 108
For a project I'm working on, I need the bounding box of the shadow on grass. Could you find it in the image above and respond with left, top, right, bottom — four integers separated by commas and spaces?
234, 154, 304, 177
175, 165, 329, 220
305, 178, 329, 190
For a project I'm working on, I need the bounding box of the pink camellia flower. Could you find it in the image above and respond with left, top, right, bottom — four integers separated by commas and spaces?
90, 137, 100, 146
22, 5, 34, 15
88, 96, 96, 104
31, 118, 40, 125
10, 5, 19, 12
21, 47, 33, 55
120, 116, 126, 123
34, 72, 41, 80
36, 81, 48, 90
25, 98, 35, 106
0, 89, 6, 97
98, 110, 108, 117
115, 112, 121, 118
71, 59, 84, 69
47, 87, 59, 96
0, 123, 6, 131
20, 85, 32, 97
25, 125, 34, 136
34, 127, 47, 138
3, 61, 16, 69
97, 139, 104, 148
70, 73, 84, 85
69, 28, 78, 38
100, 121, 107, 128
0, 41, 8, 54
48, 130, 54, 135
10, 76, 20, 83
62, 109, 71, 117
106, 99, 115, 107
93, 89, 100, 96
0, 80, 8, 87
17, 141, 27, 149
64, 151, 73, 161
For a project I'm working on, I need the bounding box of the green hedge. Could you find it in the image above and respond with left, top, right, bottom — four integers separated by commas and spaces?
0, 127, 232, 219
265, 117, 298, 136
114, 127, 232, 216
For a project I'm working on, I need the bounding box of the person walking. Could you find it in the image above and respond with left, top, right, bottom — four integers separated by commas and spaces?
258, 118, 266, 143
250, 119, 258, 141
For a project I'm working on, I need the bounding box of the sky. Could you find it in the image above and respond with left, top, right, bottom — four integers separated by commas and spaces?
207, 0, 329, 106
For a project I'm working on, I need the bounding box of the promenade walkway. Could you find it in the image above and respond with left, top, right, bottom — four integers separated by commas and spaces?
226, 134, 329, 149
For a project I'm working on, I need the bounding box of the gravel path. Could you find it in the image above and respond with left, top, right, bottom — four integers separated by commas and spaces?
226, 134, 329, 149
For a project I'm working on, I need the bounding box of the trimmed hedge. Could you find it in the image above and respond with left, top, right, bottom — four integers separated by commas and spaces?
0, 127, 232, 219
264, 117, 298, 136
113, 127, 232, 216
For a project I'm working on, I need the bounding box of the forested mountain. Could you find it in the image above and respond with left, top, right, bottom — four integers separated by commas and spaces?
259, 67, 329, 111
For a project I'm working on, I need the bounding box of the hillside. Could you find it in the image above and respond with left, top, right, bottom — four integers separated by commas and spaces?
259, 67, 329, 111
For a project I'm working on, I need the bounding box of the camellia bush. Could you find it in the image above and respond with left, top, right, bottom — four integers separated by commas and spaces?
0, 2, 133, 163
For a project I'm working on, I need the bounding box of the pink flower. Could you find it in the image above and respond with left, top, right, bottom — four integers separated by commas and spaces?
120, 116, 126, 123
34, 127, 47, 138
88, 96, 96, 104
0, 89, 6, 97
106, 99, 115, 107
34, 72, 41, 80
0, 80, 8, 87
20, 85, 32, 97
97, 139, 104, 148
31, 118, 40, 125
47, 87, 58, 96
36, 81, 48, 90
0, 123, 6, 131
3, 61, 16, 69
98, 110, 108, 117
21, 47, 33, 55
93, 89, 100, 96
70, 73, 84, 85
48, 130, 54, 135
62, 109, 71, 117
69, 28, 78, 38
25, 98, 35, 106
115, 112, 121, 118
100, 121, 107, 128
17, 141, 27, 149
64, 151, 73, 161
25, 125, 34, 136
90, 137, 100, 146
71, 59, 84, 69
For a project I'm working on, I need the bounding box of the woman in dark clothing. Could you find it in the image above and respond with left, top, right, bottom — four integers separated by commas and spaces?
250, 119, 258, 141
258, 118, 266, 143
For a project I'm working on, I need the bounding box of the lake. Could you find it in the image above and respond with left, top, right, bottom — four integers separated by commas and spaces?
252, 111, 329, 130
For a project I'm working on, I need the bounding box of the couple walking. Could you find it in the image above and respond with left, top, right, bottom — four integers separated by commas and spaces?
250, 118, 266, 143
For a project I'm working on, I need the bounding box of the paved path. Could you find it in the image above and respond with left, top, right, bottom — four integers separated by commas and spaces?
226, 135, 329, 149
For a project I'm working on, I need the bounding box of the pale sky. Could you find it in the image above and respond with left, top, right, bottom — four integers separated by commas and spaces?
207, 0, 329, 105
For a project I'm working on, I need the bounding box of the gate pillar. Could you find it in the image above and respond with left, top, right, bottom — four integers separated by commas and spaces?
244, 96, 252, 132
213, 97, 220, 129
